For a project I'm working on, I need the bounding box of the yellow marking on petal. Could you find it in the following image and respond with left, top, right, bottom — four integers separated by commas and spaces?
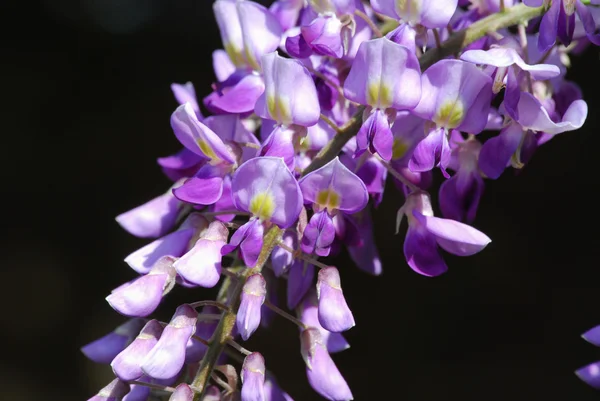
392, 139, 409, 160
224, 43, 245, 68
243, 45, 261, 72
267, 94, 291, 125
367, 82, 392, 109
367, 83, 380, 107
197, 139, 219, 161
395, 0, 420, 22
380, 84, 393, 109
309, 0, 334, 14
433, 99, 465, 129
316, 188, 341, 211
249, 192, 276, 221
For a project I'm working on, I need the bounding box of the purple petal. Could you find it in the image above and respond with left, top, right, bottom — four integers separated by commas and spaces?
223, 219, 265, 268
301, 15, 344, 59
299, 290, 350, 353
439, 171, 484, 223
301, 210, 336, 257
413, 211, 491, 256
285, 33, 313, 58
516, 92, 587, 135
576, 1, 600, 45
170, 384, 194, 401
106, 274, 169, 317
236, 0, 283, 70
115, 190, 180, 239
356, 108, 394, 161
174, 238, 226, 288
269, 0, 304, 31
212, 49, 236, 82
124, 228, 194, 275
344, 211, 383, 276
403, 225, 448, 277
538, 0, 560, 52
478, 122, 523, 179
173, 175, 224, 206
89, 378, 130, 401
237, 274, 267, 340
299, 157, 368, 214
255, 52, 320, 127
582, 325, 600, 347
287, 260, 315, 309
460, 47, 560, 80
232, 157, 303, 228
241, 352, 267, 401
317, 267, 355, 333
409, 127, 451, 175
157, 148, 204, 182
111, 320, 163, 381
576, 361, 600, 389
271, 231, 296, 277
171, 82, 201, 119
81, 319, 145, 364
259, 126, 295, 171
204, 71, 265, 114
343, 37, 421, 109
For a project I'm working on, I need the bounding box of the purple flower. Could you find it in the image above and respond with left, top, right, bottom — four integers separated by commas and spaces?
287, 259, 315, 309
169, 384, 195, 401
237, 273, 267, 340
171, 82, 202, 120
316, 267, 355, 333
81, 318, 146, 364
397, 191, 491, 277
371, 0, 458, 29
241, 352, 267, 401
343, 37, 421, 160
255, 52, 320, 127
111, 319, 163, 381
300, 328, 353, 401
141, 304, 197, 380
106, 256, 177, 317
409, 59, 492, 176
576, 325, 600, 389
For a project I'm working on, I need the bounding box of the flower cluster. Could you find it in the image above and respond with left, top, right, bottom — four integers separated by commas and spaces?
82, 0, 596, 400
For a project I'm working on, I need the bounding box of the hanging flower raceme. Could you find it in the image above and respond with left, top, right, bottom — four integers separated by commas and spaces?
397, 191, 491, 277
298, 157, 368, 256
343, 36, 422, 160
221, 156, 303, 267
409, 59, 492, 177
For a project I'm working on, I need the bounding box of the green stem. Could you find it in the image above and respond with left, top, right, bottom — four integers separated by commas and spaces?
191, 225, 283, 400
301, 4, 545, 178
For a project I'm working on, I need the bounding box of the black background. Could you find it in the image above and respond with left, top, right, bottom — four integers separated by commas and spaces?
2, 1, 600, 400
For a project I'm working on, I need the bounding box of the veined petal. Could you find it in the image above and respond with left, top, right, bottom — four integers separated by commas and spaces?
255, 52, 320, 127
171, 103, 236, 165
516, 92, 587, 135
232, 157, 303, 228
299, 157, 368, 214
343, 37, 421, 109
413, 211, 491, 256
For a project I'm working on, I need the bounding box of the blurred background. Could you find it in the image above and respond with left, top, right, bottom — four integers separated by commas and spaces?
2, 0, 600, 400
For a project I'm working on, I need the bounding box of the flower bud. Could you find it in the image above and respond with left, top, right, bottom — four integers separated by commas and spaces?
141, 304, 197, 380
317, 267, 355, 333
106, 256, 177, 317
169, 383, 194, 401
241, 352, 266, 401
237, 274, 267, 341
300, 328, 353, 400
81, 318, 146, 364
111, 319, 163, 381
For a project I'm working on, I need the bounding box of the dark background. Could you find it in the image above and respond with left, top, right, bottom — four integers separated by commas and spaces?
2, 1, 600, 400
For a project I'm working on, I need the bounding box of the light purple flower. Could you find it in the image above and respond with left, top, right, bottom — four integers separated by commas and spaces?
300, 328, 353, 401
237, 274, 267, 340
316, 267, 355, 333
241, 352, 266, 401
397, 191, 491, 277
255, 52, 320, 127
221, 218, 265, 267
213, 0, 282, 71
81, 318, 146, 364
174, 220, 229, 287
171, 82, 202, 119
115, 188, 181, 239
106, 256, 177, 317
141, 304, 197, 380
478, 121, 524, 180
169, 384, 194, 401
514, 92, 587, 135
287, 259, 315, 309
111, 319, 164, 381
370, 0, 458, 29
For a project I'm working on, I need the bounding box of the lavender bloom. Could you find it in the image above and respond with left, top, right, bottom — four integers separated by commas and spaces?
343, 37, 422, 160
237, 274, 267, 340
409, 59, 492, 176
115, 187, 181, 238
301, 328, 353, 401
397, 191, 491, 276
81, 318, 146, 364
371, 0, 458, 29
169, 384, 194, 401
88, 378, 130, 401
241, 352, 267, 401
255, 52, 320, 127
111, 319, 163, 381
299, 157, 368, 256
174, 220, 229, 287
317, 267, 355, 332
299, 289, 350, 353
141, 304, 197, 380
106, 256, 177, 317
223, 157, 303, 267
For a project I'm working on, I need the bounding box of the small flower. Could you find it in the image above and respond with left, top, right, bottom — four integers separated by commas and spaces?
316, 267, 355, 332
241, 352, 267, 401
81, 318, 146, 364
111, 319, 164, 381
237, 274, 267, 340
